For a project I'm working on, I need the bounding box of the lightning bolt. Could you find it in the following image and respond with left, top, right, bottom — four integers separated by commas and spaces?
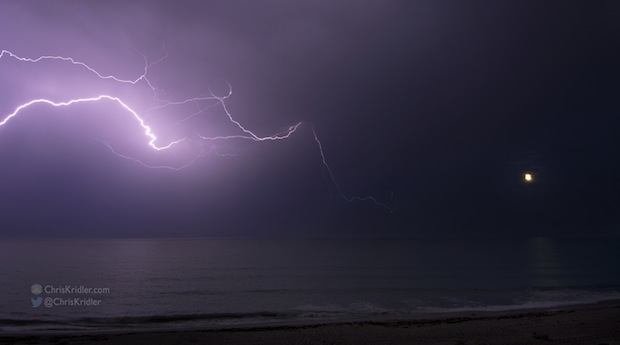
0, 47, 395, 212
0, 95, 183, 151
311, 127, 396, 213
1, 48, 146, 87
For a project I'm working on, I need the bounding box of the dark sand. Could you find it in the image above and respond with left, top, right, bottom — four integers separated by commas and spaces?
3, 301, 619, 345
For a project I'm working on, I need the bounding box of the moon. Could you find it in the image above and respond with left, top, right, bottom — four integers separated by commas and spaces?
524, 173, 533, 182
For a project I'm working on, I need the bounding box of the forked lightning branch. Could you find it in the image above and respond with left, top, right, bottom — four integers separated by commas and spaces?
0, 48, 395, 212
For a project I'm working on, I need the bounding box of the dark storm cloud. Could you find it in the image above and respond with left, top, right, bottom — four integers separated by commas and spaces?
0, 1, 619, 237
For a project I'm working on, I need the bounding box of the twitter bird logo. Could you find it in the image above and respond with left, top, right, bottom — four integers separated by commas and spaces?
31, 296, 42, 308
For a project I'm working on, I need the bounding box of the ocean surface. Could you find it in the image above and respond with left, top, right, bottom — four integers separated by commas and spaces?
1, 237, 619, 333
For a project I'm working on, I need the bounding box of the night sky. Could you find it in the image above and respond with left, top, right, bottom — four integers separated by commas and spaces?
1, 1, 618, 238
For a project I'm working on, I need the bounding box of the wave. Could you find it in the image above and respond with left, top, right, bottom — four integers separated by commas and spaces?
416, 291, 620, 314
4, 286, 620, 333
0, 311, 297, 333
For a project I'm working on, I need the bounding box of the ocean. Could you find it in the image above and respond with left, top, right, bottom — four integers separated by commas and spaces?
1, 237, 619, 333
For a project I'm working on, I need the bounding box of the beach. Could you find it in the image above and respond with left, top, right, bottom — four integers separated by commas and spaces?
3, 238, 619, 343
3, 301, 619, 345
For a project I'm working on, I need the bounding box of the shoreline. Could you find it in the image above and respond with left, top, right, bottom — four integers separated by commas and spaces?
2, 300, 620, 344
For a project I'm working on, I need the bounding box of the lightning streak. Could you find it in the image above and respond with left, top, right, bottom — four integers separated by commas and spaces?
0, 48, 394, 211
102, 141, 199, 170
0, 95, 183, 151
0, 49, 148, 85
311, 127, 396, 213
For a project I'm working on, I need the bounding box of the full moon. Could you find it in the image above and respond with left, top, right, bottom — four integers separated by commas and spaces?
524, 173, 533, 182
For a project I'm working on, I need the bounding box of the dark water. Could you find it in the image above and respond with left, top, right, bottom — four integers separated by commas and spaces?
1, 237, 619, 332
